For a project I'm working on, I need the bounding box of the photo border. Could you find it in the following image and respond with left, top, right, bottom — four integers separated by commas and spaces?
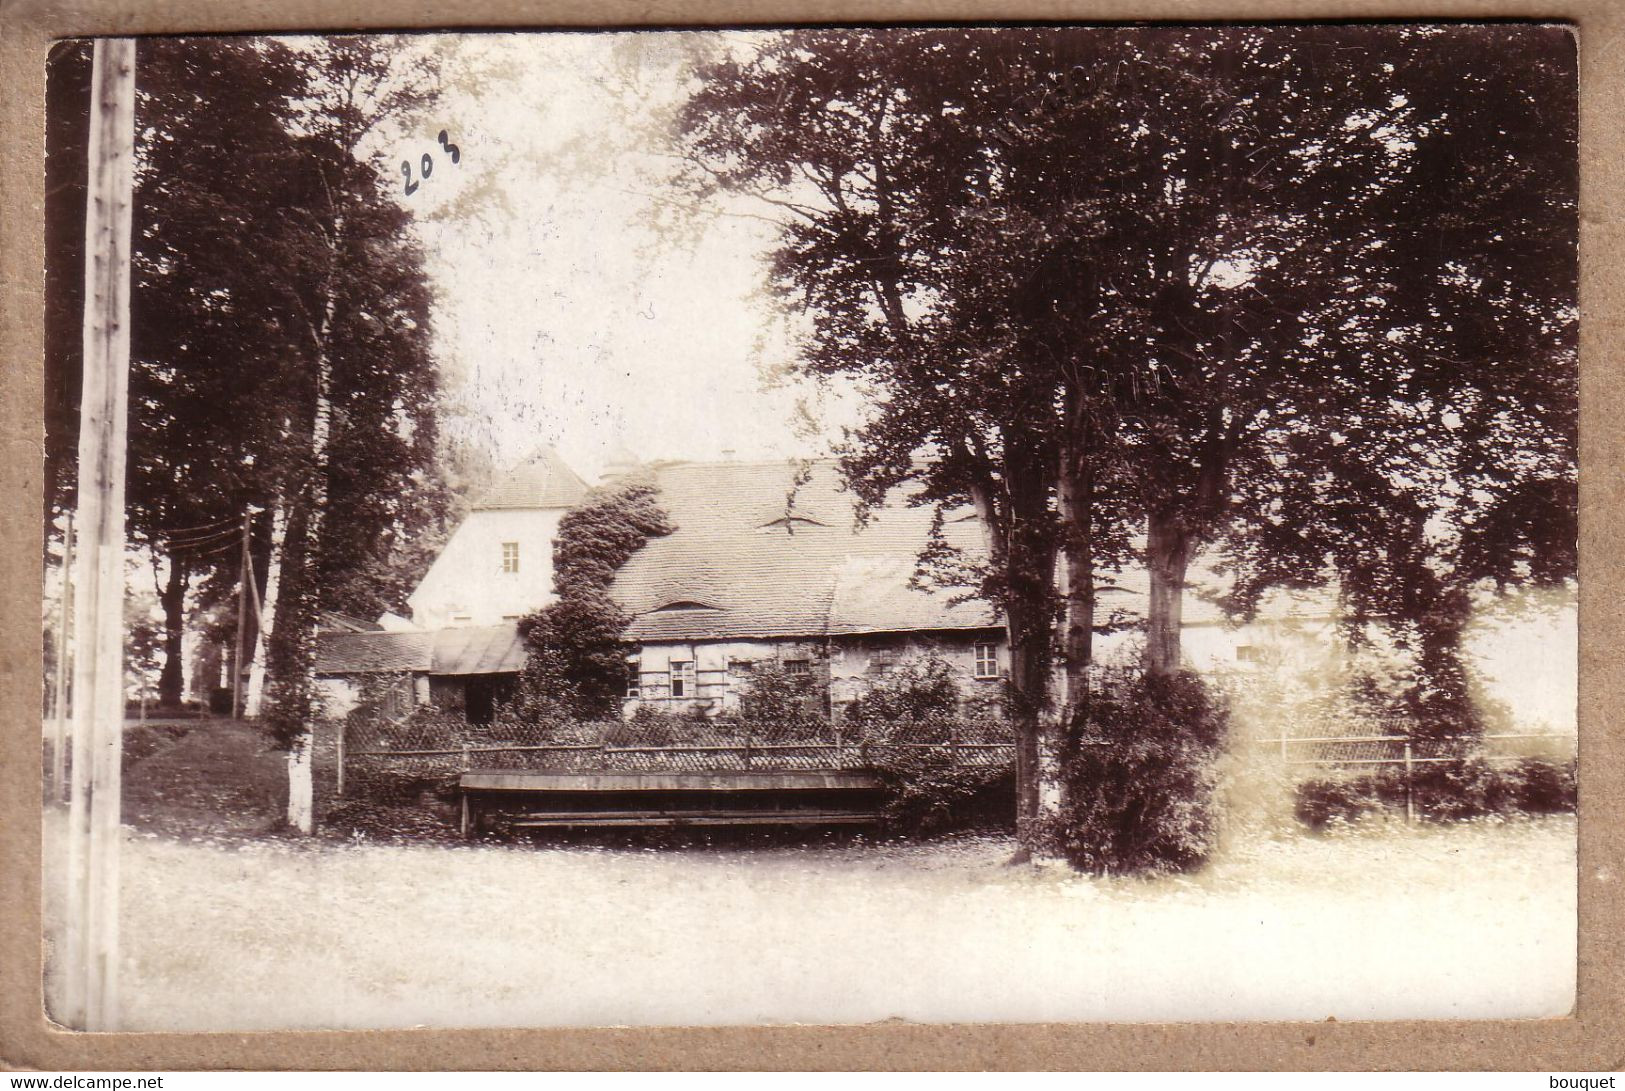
2, 0, 1619, 1071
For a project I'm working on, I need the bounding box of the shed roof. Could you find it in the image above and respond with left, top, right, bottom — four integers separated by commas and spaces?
315, 623, 529, 677
314, 630, 434, 675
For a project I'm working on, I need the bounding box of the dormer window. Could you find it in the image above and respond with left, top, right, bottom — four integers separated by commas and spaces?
501, 541, 520, 574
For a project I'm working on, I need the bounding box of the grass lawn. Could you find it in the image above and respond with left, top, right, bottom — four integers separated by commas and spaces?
41, 718, 1576, 1031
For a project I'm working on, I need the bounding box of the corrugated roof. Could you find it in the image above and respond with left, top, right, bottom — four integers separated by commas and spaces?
316, 623, 529, 676
430, 624, 528, 675
474, 447, 590, 511
314, 631, 434, 675
611, 459, 995, 641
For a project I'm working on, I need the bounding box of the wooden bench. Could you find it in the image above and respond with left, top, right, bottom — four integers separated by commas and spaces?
458, 770, 886, 838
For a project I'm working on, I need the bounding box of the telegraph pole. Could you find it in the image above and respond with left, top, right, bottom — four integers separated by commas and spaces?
64, 37, 136, 1033
50, 512, 74, 803
232, 510, 249, 720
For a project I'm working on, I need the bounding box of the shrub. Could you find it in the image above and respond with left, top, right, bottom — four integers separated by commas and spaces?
1295, 776, 1383, 829
1293, 755, 1576, 828
1515, 756, 1577, 813
726, 659, 828, 729
871, 749, 1016, 837
1050, 669, 1230, 875
844, 655, 962, 728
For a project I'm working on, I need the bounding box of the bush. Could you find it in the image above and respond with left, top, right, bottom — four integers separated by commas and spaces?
844, 656, 962, 728
1515, 756, 1578, 813
1295, 776, 1383, 829
1050, 669, 1230, 875
725, 660, 828, 729
871, 750, 1016, 838
1294, 755, 1576, 829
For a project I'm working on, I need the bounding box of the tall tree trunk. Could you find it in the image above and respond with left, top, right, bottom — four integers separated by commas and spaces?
999, 434, 1061, 858
1144, 510, 1192, 676
157, 552, 189, 706
245, 503, 284, 717
1057, 394, 1096, 728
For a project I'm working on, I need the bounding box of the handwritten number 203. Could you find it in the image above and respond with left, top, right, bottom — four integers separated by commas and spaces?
402, 130, 461, 196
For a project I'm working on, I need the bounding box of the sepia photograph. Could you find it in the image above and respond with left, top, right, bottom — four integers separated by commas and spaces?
37, 24, 1578, 1036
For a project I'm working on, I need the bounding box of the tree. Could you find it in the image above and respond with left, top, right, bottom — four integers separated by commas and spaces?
125, 38, 313, 705
247, 37, 445, 830
512, 477, 673, 720
675, 26, 1577, 860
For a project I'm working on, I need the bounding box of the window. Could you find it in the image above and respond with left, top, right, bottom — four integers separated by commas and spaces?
728, 659, 754, 676
501, 541, 520, 574
783, 659, 811, 676
626, 660, 641, 698
1236, 644, 1260, 663
669, 661, 694, 699
973, 642, 999, 679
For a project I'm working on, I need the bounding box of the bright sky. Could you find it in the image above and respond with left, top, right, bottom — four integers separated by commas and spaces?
381, 31, 852, 483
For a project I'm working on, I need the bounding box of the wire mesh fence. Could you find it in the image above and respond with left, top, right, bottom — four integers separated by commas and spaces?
342, 710, 1017, 792
1257, 730, 1577, 768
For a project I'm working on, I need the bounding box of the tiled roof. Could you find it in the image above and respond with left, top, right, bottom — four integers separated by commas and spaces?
474, 447, 590, 511
316, 623, 529, 677
606, 458, 1339, 642
611, 459, 997, 641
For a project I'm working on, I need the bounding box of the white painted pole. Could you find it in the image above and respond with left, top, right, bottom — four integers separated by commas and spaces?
50, 513, 74, 803
64, 37, 136, 1033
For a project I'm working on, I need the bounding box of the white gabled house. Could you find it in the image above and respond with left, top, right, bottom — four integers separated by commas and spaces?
407, 446, 589, 629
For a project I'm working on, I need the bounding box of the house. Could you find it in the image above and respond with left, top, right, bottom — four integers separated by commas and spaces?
407, 446, 588, 629
314, 449, 1576, 737
314, 622, 527, 724
313, 447, 583, 719
604, 459, 1006, 718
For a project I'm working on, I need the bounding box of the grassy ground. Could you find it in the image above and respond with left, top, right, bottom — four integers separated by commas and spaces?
40, 717, 1576, 1032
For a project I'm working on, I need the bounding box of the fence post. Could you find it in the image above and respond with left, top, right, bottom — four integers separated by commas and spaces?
335, 719, 346, 798
948, 720, 958, 768
744, 725, 754, 770
1403, 740, 1416, 824
834, 721, 844, 768
461, 742, 471, 773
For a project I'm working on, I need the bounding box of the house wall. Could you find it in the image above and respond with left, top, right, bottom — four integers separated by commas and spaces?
407, 508, 567, 629
624, 638, 827, 716
622, 632, 1006, 718
316, 673, 431, 720
827, 631, 1005, 711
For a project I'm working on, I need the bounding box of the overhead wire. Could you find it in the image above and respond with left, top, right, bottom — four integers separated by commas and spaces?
155, 513, 242, 536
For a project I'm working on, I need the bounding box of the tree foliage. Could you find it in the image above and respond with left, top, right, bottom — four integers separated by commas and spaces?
676, 27, 1577, 853
512, 478, 673, 720
45, 37, 453, 720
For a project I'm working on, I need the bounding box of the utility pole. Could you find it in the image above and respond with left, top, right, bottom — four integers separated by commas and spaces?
232, 510, 250, 720
50, 512, 74, 803
64, 37, 136, 1033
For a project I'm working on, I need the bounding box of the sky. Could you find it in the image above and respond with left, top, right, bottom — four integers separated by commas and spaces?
379, 31, 854, 483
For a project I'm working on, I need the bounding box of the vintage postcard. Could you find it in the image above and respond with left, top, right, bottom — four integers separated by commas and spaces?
22, 19, 1597, 1054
